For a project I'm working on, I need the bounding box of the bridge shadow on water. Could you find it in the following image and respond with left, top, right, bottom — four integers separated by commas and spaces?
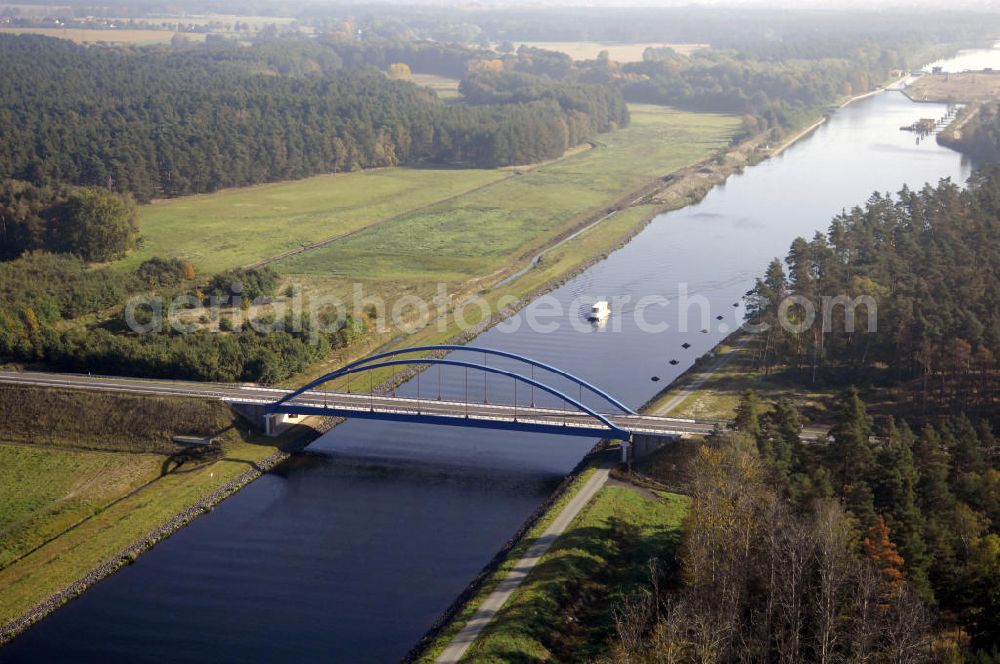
267, 447, 567, 493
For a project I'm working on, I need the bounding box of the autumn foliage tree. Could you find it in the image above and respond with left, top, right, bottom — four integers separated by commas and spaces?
386, 62, 411, 79
863, 516, 908, 601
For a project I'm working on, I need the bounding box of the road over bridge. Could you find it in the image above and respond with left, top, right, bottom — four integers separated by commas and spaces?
0, 345, 729, 455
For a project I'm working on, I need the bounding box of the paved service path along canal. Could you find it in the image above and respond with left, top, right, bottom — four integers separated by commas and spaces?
435, 460, 613, 663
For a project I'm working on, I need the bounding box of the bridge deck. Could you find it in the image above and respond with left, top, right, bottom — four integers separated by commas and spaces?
0, 371, 720, 438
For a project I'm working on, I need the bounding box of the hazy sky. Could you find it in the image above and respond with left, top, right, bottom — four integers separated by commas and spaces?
455, 0, 1000, 10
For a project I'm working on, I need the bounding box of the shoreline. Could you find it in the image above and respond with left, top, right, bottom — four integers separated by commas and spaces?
0, 417, 335, 644
411, 333, 748, 662
0, 102, 827, 649
770, 75, 907, 158
402, 77, 917, 662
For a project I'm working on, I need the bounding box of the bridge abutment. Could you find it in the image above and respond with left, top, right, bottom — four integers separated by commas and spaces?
229, 403, 301, 437
628, 433, 682, 462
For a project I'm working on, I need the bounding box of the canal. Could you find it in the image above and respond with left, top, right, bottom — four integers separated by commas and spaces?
0, 58, 985, 662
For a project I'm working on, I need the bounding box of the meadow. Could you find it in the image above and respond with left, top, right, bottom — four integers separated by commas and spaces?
128, 104, 734, 279
278, 105, 737, 284
409, 73, 463, 101
124, 168, 507, 274
0, 444, 163, 569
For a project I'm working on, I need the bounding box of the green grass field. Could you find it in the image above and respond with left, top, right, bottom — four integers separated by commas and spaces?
125, 105, 734, 279
0, 444, 163, 569
123, 167, 507, 274
409, 73, 463, 102
461, 485, 690, 662
0, 393, 316, 628
278, 105, 737, 283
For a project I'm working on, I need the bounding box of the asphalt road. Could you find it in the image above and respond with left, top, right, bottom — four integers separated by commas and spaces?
0, 370, 721, 438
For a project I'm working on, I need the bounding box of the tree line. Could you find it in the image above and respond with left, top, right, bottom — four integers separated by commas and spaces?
0, 34, 628, 202
0, 252, 365, 384
0, 180, 139, 262
744, 167, 1000, 416
616, 389, 999, 661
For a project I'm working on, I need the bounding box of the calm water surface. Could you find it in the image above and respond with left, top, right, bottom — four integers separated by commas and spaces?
0, 86, 981, 662
928, 41, 1000, 72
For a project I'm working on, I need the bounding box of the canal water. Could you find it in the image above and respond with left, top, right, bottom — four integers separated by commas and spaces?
0, 73, 984, 662
927, 41, 1000, 72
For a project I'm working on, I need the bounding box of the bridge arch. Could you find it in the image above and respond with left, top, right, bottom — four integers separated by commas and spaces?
268, 355, 632, 440
326, 345, 635, 415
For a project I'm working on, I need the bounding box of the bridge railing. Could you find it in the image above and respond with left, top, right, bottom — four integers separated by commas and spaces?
268, 349, 635, 440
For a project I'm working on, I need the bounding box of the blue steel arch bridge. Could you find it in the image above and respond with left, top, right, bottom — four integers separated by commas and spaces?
264, 345, 718, 449
0, 345, 721, 456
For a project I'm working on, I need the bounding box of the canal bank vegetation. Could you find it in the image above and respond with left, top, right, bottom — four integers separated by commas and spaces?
614, 429, 951, 662
460, 484, 690, 662
413, 463, 603, 662
637, 166, 1000, 660
0, 387, 323, 639
939, 101, 1000, 163
413, 449, 691, 664
0, 385, 241, 455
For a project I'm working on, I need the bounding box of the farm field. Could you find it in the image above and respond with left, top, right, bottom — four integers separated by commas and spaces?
0, 27, 206, 44
513, 41, 709, 61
